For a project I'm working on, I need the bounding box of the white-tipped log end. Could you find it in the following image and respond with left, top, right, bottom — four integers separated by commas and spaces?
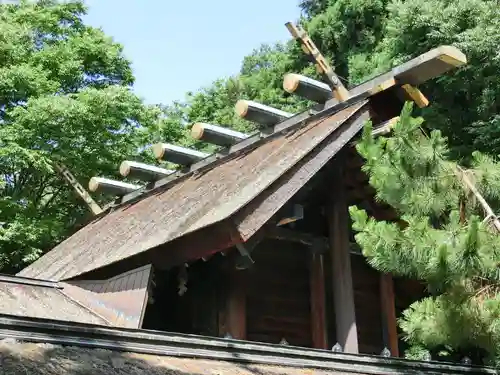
234, 100, 249, 118
283, 73, 300, 93
119, 160, 131, 177
152, 143, 165, 160
191, 123, 205, 140
88, 177, 100, 192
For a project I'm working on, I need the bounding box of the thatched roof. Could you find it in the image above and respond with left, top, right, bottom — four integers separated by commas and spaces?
19, 102, 368, 281
0, 339, 354, 375
17, 45, 468, 282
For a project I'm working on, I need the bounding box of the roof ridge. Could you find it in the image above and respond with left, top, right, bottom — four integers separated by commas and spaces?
57, 284, 113, 327
0, 274, 61, 289
102, 92, 369, 216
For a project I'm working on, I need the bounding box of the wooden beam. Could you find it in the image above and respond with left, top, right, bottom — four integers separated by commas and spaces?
283, 73, 332, 103
235, 100, 293, 127
266, 227, 327, 249
348, 116, 400, 147
54, 162, 103, 215
368, 78, 397, 96
276, 204, 304, 226
351, 46, 466, 98
231, 218, 280, 270
399, 84, 429, 108
285, 22, 350, 102
265, 227, 365, 256
373, 116, 400, 136
394, 46, 466, 84
88, 177, 141, 196
191, 122, 250, 147
328, 155, 359, 353
380, 273, 399, 357
152, 143, 209, 166
119, 161, 174, 181
226, 269, 247, 340
310, 252, 328, 349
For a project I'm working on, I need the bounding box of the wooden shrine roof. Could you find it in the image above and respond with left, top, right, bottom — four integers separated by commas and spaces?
0, 275, 109, 326
18, 46, 466, 281
19, 102, 368, 281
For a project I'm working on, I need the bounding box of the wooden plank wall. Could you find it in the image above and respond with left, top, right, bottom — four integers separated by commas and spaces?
351, 256, 384, 354
68, 264, 152, 294
188, 266, 221, 337
344, 147, 400, 355
141, 262, 222, 336
244, 239, 312, 347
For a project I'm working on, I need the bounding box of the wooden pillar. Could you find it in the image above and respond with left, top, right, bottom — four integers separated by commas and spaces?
380, 273, 399, 356
328, 157, 359, 353
226, 270, 246, 340
310, 252, 328, 349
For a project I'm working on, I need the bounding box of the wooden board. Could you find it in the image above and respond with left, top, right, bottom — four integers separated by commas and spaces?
245, 240, 312, 347
350, 46, 466, 98
310, 253, 328, 349
351, 256, 383, 355
380, 273, 399, 357
328, 155, 359, 353
63, 264, 152, 329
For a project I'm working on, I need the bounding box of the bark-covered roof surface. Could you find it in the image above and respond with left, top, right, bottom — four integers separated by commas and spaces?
0, 339, 358, 375
18, 102, 365, 281
17, 46, 467, 282
0, 270, 153, 329
0, 281, 109, 326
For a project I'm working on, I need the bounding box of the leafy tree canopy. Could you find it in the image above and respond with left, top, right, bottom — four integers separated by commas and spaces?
0, 0, 182, 272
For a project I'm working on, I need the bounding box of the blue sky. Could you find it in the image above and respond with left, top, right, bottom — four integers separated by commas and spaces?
83, 1, 301, 106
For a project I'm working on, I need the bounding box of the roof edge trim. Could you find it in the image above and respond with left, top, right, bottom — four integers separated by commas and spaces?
0, 274, 61, 289
0, 313, 495, 374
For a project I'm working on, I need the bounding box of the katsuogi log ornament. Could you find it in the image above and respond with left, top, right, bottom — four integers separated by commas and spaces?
119, 160, 174, 182
152, 143, 210, 166
88, 177, 141, 196
235, 99, 293, 127
191, 122, 250, 147
283, 73, 333, 103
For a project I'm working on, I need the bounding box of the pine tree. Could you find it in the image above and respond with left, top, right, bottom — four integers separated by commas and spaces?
350, 102, 500, 366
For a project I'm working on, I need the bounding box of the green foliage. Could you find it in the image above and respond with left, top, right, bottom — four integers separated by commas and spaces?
350, 102, 500, 365
0, 0, 182, 272
370, 0, 500, 158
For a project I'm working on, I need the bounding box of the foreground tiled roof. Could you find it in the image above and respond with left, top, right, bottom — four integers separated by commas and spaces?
0, 313, 495, 375
0, 270, 151, 329
0, 340, 356, 375
0, 278, 109, 326
19, 101, 368, 281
